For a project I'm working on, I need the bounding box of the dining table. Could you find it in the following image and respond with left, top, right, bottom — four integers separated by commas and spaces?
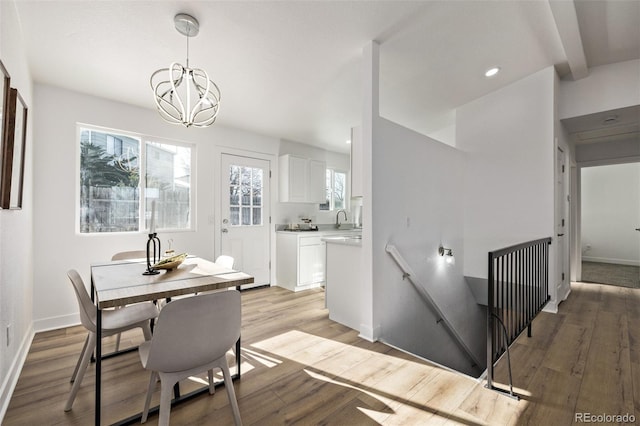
90, 255, 254, 426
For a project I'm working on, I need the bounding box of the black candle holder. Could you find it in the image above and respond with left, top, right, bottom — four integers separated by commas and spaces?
143, 233, 161, 275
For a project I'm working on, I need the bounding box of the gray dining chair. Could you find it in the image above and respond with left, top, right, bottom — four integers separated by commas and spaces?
139, 290, 242, 426
111, 250, 148, 350
64, 269, 159, 412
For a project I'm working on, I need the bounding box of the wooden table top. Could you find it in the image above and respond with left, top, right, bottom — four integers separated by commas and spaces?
91, 256, 254, 309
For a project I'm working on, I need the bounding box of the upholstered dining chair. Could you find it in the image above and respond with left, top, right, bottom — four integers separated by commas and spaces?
64, 269, 158, 412
110, 250, 148, 350
214, 254, 235, 269
139, 290, 242, 426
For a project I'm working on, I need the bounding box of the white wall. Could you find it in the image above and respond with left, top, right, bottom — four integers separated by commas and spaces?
581, 163, 640, 266
372, 117, 485, 376
32, 84, 348, 331
457, 67, 557, 304
559, 59, 640, 120
0, 0, 35, 418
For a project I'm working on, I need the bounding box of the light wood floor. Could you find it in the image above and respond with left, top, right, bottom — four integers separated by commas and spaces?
4, 282, 640, 425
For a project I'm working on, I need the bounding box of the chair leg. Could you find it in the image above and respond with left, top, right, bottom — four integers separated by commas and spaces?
65, 332, 97, 412
158, 375, 175, 426
142, 322, 153, 341
207, 369, 215, 395
141, 371, 158, 423
70, 333, 90, 383
115, 332, 122, 352
220, 360, 242, 426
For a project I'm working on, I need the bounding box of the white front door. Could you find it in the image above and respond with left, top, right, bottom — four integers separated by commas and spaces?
220, 154, 271, 287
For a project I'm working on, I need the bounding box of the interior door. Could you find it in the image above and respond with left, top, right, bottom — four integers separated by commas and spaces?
220, 154, 271, 288
556, 148, 569, 298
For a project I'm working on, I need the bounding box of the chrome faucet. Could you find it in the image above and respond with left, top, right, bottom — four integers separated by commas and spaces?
335, 209, 348, 227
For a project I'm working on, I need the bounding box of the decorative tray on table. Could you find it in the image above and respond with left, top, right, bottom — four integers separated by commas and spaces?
153, 253, 188, 270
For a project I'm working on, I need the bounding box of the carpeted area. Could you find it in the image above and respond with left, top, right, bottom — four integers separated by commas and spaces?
581, 261, 640, 288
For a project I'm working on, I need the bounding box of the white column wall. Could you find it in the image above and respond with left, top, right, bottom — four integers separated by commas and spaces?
457, 67, 557, 306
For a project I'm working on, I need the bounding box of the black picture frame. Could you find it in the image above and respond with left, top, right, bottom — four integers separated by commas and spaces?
0, 87, 27, 209
0, 60, 10, 208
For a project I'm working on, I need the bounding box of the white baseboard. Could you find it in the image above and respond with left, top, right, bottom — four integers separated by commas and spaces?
0, 325, 35, 423
582, 256, 640, 267
543, 300, 558, 314
358, 324, 381, 342
33, 313, 79, 333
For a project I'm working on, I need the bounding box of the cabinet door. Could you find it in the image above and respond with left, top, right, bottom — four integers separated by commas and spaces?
280, 155, 308, 202
307, 160, 326, 203
299, 242, 326, 285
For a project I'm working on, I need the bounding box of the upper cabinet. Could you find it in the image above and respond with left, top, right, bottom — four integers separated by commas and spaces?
279, 154, 326, 203
350, 126, 363, 198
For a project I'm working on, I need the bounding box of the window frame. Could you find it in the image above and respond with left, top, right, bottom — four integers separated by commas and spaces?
319, 168, 348, 212
75, 124, 197, 235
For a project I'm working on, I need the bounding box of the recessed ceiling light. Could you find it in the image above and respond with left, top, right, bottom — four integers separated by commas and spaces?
485, 67, 501, 77
346, 140, 351, 144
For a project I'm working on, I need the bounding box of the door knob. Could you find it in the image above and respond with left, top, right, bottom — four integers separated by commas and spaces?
636, 228, 640, 231
557, 233, 564, 237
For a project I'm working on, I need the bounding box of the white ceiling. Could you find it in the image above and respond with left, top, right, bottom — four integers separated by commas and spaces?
13, 0, 640, 153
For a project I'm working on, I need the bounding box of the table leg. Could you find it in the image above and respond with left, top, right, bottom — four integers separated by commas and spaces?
235, 336, 241, 378
95, 306, 102, 426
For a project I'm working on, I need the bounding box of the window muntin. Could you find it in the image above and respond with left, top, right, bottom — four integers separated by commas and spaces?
79, 127, 193, 234
319, 168, 346, 211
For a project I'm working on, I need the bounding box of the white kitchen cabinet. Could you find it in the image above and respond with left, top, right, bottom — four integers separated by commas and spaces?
279, 154, 326, 203
350, 126, 363, 198
276, 232, 326, 291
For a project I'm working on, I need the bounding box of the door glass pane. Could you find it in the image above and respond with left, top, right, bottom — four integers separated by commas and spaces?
253, 207, 262, 225
242, 207, 251, 225
230, 166, 240, 185
230, 207, 239, 225
230, 186, 239, 206
229, 164, 264, 226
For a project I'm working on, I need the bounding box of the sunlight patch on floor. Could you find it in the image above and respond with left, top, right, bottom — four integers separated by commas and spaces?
251, 329, 485, 423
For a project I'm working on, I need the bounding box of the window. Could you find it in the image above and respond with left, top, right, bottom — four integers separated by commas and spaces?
79, 127, 193, 233
319, 169, 346, 211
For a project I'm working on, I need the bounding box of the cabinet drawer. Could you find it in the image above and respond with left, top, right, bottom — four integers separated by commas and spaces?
299, 236, 324, 246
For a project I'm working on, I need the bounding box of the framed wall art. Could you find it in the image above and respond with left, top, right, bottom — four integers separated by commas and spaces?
0, 87, 28, 209
0, 60, 10, 208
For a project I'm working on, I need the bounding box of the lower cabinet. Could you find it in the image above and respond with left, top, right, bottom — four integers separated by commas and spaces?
276, 233, 326, 291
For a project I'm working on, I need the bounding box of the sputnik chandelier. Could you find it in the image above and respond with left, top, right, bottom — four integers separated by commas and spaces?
150, 13, 221, 128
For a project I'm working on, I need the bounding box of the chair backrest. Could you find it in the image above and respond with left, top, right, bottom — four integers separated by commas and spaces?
67, 269, 96, 333
214, 255, 235, 269
145, 290, 241, 373
111, 250, 147, 261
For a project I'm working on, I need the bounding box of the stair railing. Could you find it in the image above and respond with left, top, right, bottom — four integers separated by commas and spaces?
486, 237, 552, 399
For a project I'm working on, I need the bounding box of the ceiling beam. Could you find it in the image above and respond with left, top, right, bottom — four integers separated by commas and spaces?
548, 0, 589, 80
